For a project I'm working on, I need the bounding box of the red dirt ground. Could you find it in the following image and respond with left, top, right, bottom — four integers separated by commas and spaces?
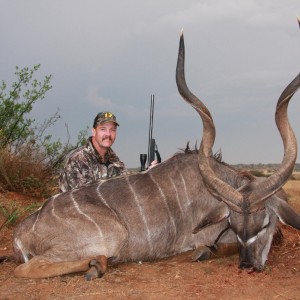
0, 181, 300, 300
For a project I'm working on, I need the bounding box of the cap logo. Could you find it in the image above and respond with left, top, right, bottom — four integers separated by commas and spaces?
104, 112, 113, 119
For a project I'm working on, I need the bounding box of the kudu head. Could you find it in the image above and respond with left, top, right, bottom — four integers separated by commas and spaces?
176, 30, 300, 271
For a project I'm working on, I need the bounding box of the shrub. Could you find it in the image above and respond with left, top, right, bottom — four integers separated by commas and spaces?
249, 169, 265, 177
0, 65, 88, 196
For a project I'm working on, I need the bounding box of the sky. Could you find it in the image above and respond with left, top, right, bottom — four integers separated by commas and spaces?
0, 0, 299, 168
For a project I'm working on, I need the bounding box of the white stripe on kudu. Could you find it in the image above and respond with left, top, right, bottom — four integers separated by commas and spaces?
125, 176, 153, 252
149, 173, 177, 237
70, 193, 103, 238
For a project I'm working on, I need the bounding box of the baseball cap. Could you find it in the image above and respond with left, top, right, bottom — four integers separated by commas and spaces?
93, 112, 119, 128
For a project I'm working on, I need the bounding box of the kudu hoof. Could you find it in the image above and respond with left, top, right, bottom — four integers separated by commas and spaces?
85, 258, 105, 281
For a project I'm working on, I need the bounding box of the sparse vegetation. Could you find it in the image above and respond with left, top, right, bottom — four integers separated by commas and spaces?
0, 200, 43, 229
0, 65, 88, 197
0, 205, 19, 228
249, 169, 266, 177
232, 163, 300, 180
232, 163, 300, 173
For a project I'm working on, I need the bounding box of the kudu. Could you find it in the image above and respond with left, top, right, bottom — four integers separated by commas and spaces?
8, 33, 300, 280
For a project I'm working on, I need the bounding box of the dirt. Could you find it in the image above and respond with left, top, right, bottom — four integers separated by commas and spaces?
0, 182, 300, 300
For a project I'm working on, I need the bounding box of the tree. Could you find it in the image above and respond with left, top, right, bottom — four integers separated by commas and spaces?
0, 65, 52, 149
0, 65, 87, 195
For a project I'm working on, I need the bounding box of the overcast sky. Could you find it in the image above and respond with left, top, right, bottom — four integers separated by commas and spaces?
1, 0, 299, 167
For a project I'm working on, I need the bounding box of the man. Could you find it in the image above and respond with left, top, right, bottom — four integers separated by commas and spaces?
59, 111, 126, 192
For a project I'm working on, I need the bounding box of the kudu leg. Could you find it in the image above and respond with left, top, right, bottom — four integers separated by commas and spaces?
85, 255, 108, 281
192, 243, 238, 261
14, 255, 108, 279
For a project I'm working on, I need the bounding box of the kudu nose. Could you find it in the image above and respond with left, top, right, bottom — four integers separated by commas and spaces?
239, 261, 264, 273
239, 261, 252, 269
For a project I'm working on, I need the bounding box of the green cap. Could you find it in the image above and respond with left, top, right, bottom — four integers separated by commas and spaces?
93, 112, 119, 128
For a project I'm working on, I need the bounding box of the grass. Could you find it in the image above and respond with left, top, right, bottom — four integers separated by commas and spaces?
284, 180, 300, 208
0, 205, 19, 228
0, 201, 42, 229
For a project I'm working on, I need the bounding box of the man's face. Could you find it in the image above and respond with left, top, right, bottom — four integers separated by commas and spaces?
92, 121, 117, 150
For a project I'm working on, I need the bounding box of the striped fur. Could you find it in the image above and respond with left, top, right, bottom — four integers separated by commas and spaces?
13, 152, 243, 274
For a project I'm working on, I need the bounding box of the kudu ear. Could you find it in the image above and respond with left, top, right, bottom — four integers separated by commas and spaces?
192, 202, 230, 234
269, 195, 300, 230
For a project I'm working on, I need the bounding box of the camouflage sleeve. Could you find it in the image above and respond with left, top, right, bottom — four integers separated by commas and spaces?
107, 161, 127, 178
59, 146, 127, 191
58, 159, 90, 192
106, 148, 128, 177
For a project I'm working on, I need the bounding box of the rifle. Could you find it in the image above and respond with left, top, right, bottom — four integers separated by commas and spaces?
140, 94, 161, 171
148, 94, 161, 167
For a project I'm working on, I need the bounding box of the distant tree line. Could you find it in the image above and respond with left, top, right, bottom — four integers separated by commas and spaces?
232, 163, 300, 172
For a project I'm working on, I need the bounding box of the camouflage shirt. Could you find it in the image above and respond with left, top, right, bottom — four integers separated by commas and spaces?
58, 137, 125, 192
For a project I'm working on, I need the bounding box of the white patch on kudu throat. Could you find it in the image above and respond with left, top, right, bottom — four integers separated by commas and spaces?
15, 238, 29, 262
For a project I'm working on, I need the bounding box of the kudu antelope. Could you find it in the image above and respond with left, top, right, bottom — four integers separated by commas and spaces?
8, 33, 300, 280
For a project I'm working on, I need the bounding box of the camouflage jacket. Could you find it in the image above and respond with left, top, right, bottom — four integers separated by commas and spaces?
58, 137, 126, 192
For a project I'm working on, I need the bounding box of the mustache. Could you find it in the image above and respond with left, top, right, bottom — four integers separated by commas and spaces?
102, 136, 112, 142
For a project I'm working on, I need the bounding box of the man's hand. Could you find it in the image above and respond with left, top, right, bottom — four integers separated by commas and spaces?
149, 160, 158, 169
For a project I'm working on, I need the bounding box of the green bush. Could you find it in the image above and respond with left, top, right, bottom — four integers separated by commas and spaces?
0, 65, 88, 196
249, 170, 267, 177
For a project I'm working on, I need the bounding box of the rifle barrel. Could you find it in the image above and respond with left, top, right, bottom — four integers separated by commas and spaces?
148, 94, 154, 166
